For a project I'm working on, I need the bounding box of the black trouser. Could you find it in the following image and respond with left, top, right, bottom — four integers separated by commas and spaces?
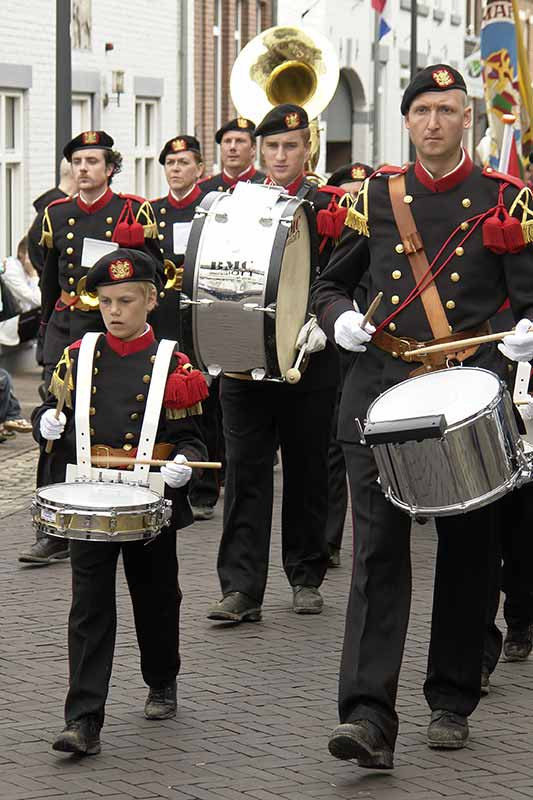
189, 377, 223, 509
217, 377, 336, 603
484, 483, 533, 673
65, 528, 181, 726
339, 441, 499, 749
326, 394, 348, 552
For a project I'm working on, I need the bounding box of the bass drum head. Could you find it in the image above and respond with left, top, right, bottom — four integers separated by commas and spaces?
271, 204, 311, 377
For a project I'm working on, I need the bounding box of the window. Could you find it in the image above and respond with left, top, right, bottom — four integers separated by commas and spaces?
134, 98, 159, 198
71, 93, 92, 134
0, 91, 23, 257
256, 0, 262, 33
235, 0, 243, 55
213, 0, 223, 133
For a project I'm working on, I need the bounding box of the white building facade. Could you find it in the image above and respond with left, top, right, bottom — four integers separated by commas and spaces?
0, 0, 195, 259
276, 0, 467, 172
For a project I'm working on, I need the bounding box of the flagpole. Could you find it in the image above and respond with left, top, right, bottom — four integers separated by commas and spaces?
372, 10, 381, 166
409, 0, 418, 161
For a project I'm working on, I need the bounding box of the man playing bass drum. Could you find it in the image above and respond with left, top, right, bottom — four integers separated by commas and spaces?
208, 103, 346, 622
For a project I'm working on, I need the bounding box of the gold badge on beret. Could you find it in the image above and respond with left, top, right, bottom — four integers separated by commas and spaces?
82, 131, 100, 145
284, 112, 301, 130
237, 117, 249, 129
108, 259, 134, 281
432, 69, 455, 88
171, 138, 187, 152
351, 166, 367, 180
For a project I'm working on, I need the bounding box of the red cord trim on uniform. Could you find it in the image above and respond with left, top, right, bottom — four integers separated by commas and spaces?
375, 209, 493, 334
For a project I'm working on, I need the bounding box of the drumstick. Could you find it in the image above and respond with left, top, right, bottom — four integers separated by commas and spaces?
405, 327, 533, 359
362, 291, 383, 328
90, 455, 222, 469
285, 344, 308, 384
45, 360, 73, 454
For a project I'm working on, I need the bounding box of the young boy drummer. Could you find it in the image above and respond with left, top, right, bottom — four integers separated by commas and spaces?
32, 248, 208, 756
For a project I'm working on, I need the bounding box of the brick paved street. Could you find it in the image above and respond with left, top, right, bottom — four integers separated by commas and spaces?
1, 365, 533, 799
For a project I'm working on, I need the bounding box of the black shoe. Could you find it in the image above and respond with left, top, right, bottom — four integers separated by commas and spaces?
191, 505, 215, 521
427, 710, 469, 749
207, 591, 262, 623
144, 680, 177, 720
328, 721, 394, 769
480, 667, 490, 696
292, 585, 324, 614
503, 624, 533, 661
18, 538, 69, 564
52, 717, 101, 755
328, 546, 341, 568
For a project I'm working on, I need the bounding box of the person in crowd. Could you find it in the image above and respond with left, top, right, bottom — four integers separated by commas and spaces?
27, 158, 76, 276
198, 117, 265, 193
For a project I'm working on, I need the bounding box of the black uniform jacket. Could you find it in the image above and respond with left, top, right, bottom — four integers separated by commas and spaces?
311, 155, 533, 441
32, 327, 208, 530
28, 187, 67, 275
198, 165, 266, 194
39, 188, 164, 323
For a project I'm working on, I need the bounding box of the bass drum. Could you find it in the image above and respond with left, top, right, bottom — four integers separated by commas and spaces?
182, 182, 314, 380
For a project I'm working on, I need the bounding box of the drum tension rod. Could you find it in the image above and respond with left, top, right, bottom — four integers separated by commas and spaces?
243, 303, 276, 315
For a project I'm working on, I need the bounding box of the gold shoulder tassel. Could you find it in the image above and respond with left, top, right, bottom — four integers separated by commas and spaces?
49, 348, 74, 409
344, 178, 370, 237
136, 200, 158, 239
39, 207, 54, 249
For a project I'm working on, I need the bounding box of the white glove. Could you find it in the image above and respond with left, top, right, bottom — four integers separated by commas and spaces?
498, 318, 533, 362
334, 310, 375, 352
161, 454, 192, 489
40, 409, 66, 440
295, 317, 327, 354
518, 396, 533, 423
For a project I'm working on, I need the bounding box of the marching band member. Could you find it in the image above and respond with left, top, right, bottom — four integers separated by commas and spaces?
151, 135, 221, 520
207, 104, 345, 623
312, 65, 533, 768
199, 117, 265, 192
19, 130, 164, 565
32, 248, 208, 756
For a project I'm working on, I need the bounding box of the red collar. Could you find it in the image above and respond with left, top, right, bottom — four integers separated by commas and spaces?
167, 184, 202, 209
414, 150, 473, 193
105, 325, 155, 357
222, 165, 257, 186
77, 187, 114, 214
265, 173, 305, 196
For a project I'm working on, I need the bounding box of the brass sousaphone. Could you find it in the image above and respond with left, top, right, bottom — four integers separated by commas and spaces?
230, 25, 340, 173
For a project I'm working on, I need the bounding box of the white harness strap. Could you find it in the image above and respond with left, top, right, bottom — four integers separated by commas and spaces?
513, 361, 531, 405
75, 332, 104, 479
133, 338, 177, 482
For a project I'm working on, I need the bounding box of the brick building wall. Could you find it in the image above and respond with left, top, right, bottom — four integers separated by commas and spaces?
195, 0, 274, 173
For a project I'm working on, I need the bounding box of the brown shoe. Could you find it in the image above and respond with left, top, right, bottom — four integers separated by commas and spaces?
4, 418, 32, 433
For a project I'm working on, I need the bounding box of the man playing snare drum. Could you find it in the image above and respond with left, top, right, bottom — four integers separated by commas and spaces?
208, 104, 346, 622
312, 65, 533, 768
32, 248, 207, 755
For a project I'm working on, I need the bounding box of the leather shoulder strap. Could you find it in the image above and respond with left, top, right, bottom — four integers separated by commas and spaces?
388, 174, 450, 339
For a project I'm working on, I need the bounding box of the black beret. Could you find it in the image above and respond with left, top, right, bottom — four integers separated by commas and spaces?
328, 162, 374, 187
85, 248, 157, 292
254, 104, 309, 138
63, 130, 114, 161
215, 117, 256, 144
159, 135, 202, 164
400, 64, 467, 116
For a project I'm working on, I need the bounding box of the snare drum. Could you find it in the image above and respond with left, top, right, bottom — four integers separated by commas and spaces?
364, 367, 527, 517
32, 482, 172, 542
182, 181, 313, 380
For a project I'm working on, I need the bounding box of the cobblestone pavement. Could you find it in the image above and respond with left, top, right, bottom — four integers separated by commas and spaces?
1, 369, 533, 799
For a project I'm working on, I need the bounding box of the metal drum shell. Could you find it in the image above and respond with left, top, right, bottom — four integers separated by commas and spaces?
368, 372, 524, 517
31, 482, 172, 543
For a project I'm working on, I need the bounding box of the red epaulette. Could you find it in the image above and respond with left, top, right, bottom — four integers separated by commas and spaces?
149, 196, 165, 204
119, 192, 147, 204
68, 339, 82, 352
317, 185, 346, 200
47, 195, 73, 210
370, 164, 409, 179
482, 167, 525, 190
198, 175, 213, 185
164, 352, 209, 411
